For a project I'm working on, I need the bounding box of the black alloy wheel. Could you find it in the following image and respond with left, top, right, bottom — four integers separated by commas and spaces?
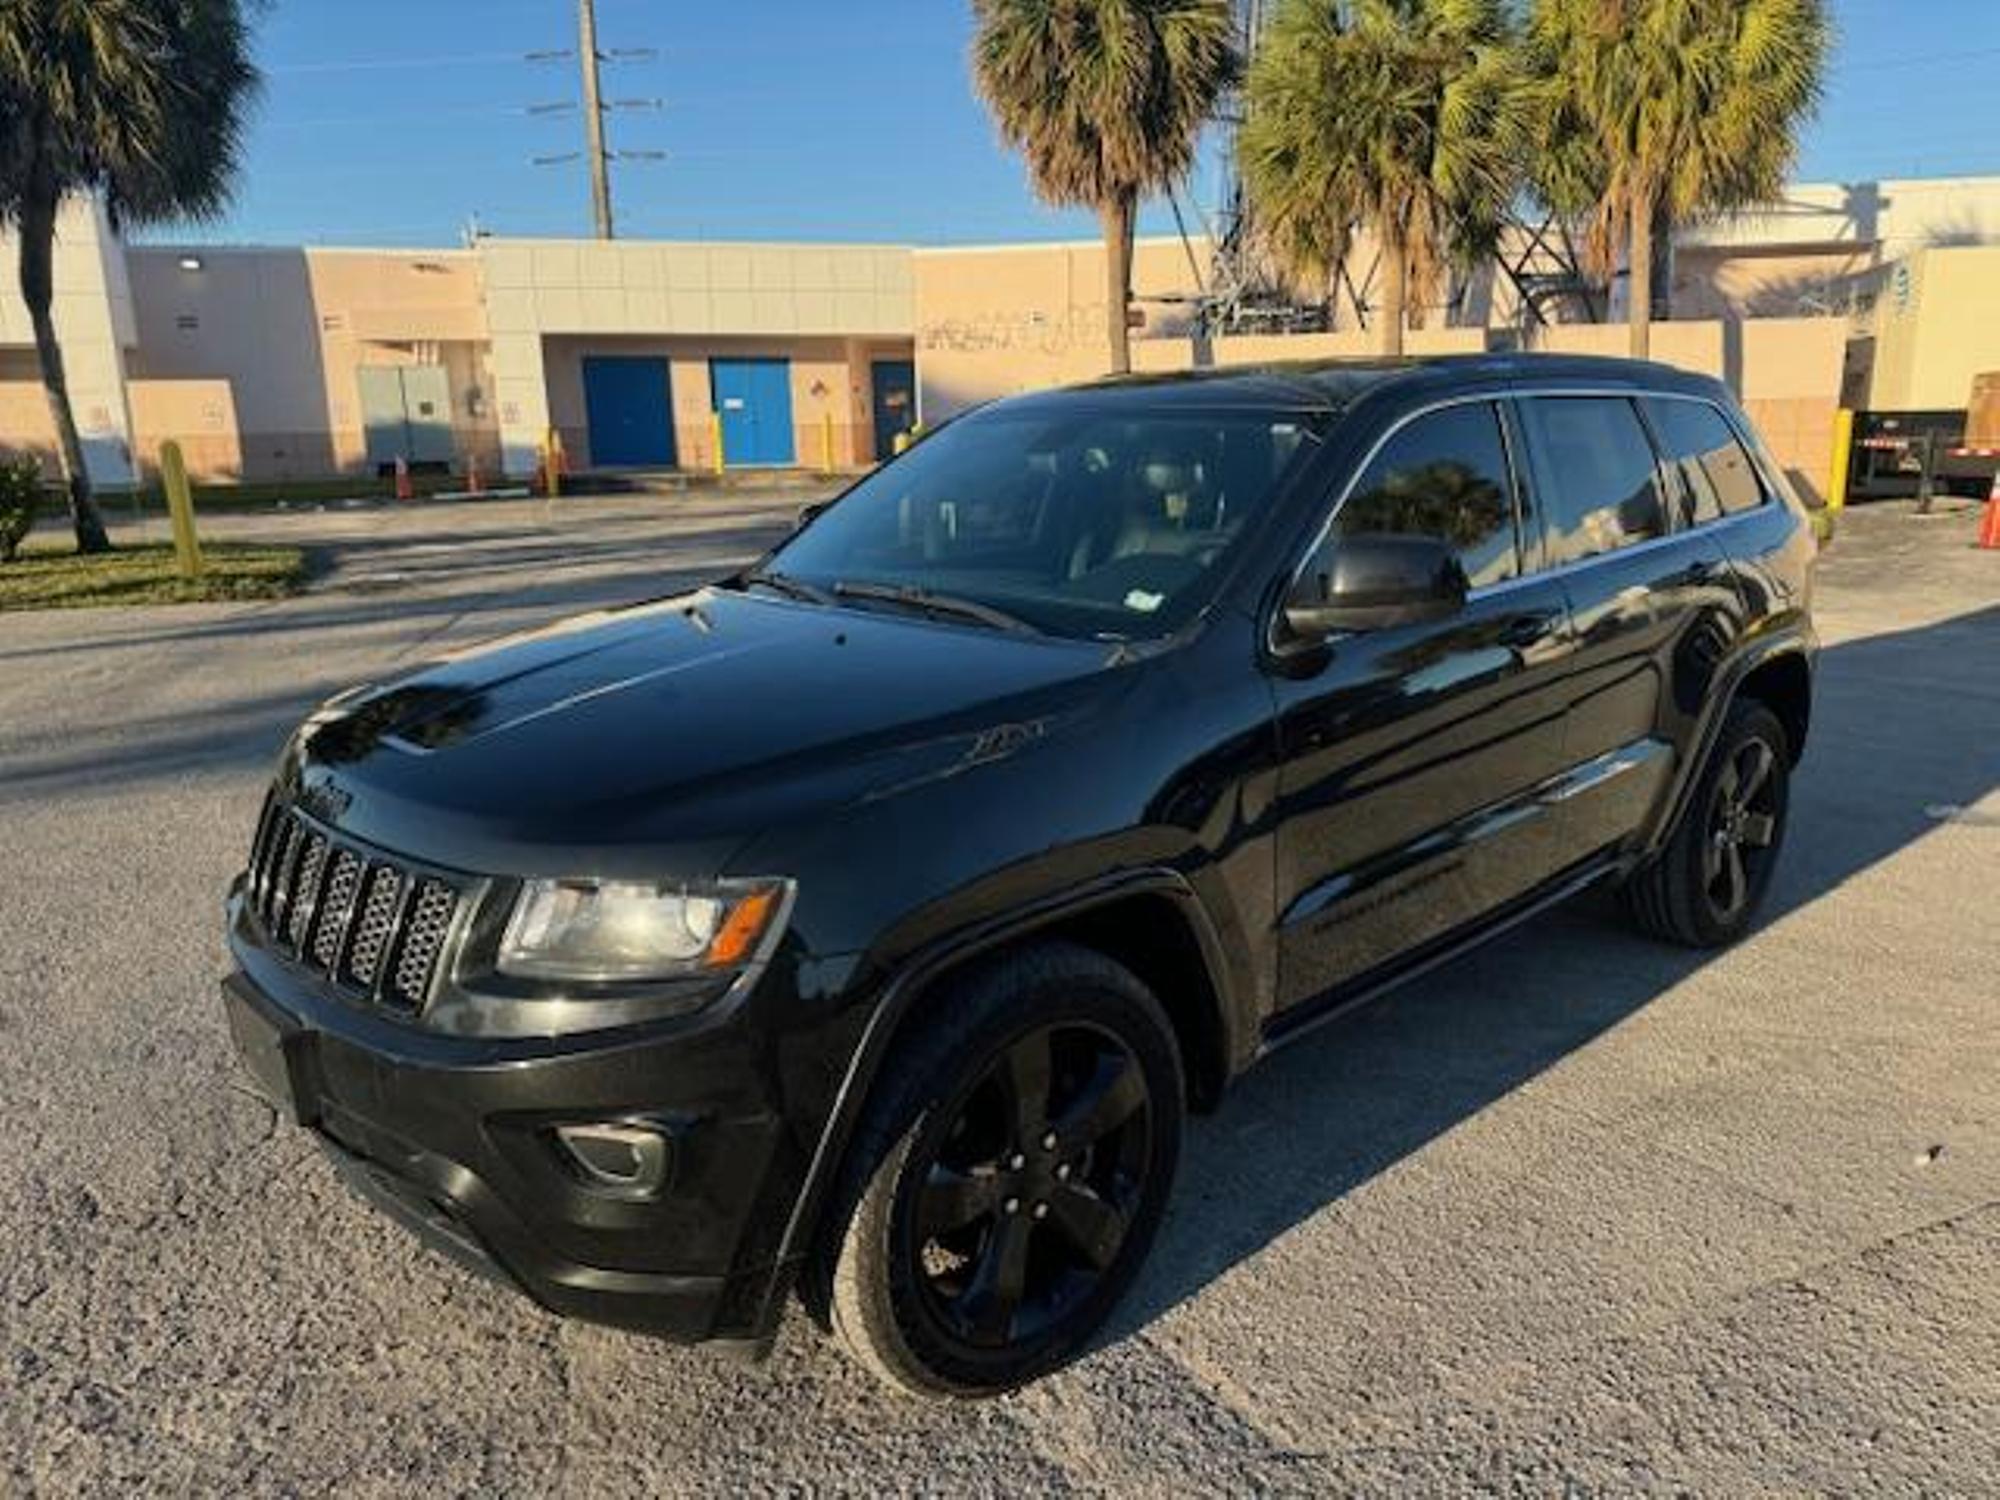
1703, 735, 1782, 923
821, 941, 1183, 1397
1623, 698, 1792, 947
907, 1022, 1152, 1350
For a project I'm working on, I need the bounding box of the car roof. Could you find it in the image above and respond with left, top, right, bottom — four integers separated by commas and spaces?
989, 352, 1731, 417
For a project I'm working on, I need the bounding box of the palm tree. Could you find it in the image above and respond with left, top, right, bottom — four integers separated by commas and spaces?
972, 0, 1236, 375
1527, 0, 1829, 359
0, 0, 259, 553
1239, 0, 1526, 357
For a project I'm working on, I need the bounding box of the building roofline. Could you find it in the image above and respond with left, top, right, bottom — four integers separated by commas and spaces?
130, 242, 479, 260
475, 236, 916, 253
914, 234, 1199, 256
1786, 175, 2000, 194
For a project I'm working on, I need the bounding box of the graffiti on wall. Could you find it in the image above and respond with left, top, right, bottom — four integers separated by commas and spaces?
918, 303, 1112, 356
920, 298, 1196, 355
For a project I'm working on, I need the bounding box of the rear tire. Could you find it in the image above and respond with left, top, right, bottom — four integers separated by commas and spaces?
819, 940, 1183, 1398
1623, 699, 1791, 947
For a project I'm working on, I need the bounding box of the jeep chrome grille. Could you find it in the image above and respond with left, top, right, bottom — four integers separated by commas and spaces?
245, 798, 466, 1013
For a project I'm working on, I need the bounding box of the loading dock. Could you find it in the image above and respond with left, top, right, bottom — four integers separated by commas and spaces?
581, 356, 677, 468
710, 357, 795, 466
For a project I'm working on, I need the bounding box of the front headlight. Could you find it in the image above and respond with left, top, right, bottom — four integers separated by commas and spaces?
497, 877, 789, 982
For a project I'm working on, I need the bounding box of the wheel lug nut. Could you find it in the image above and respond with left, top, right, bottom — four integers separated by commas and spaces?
1006, 1152, 1025, 1171
1003, 1196, 1020, 1215
1040, 1131, 1058, 1151
1031, 1202, 1049, 1220
1055, 1163, 1072, 1181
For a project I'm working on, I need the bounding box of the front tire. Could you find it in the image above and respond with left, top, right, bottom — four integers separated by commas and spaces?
821, 941, 1184, 1398
1624, 699, 1791, 947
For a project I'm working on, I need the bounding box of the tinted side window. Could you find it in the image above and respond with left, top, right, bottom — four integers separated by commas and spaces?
1518, 397, 1668, 564
1335, 402, 1519, 587
1647, 399, 1767, 521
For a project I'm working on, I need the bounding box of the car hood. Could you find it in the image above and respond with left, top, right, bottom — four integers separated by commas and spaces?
282, 586, 1135, 876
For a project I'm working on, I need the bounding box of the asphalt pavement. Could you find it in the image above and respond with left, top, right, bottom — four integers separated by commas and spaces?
1, 491, 1995, 1495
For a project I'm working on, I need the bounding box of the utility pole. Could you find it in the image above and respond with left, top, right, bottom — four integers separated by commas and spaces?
526, 8, 659, 236
578, 0, 614, 239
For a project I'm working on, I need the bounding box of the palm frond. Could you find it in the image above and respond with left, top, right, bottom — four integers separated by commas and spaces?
0, 0, 262, 229
1525, 0, 1830, 258
971, 0, 1236, 209
1240, 0, 1528, 308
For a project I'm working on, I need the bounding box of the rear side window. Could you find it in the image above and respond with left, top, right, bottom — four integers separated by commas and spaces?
1646, 399, 1767, 522
1517, 397, 1668, 564
1334, 402, 1519, 587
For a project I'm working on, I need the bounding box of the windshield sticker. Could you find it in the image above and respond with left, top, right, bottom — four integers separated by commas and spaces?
1123, 589, 1165, 613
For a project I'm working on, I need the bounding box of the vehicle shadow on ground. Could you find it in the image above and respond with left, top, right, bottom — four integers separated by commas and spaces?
1109, 604, 2000, 1347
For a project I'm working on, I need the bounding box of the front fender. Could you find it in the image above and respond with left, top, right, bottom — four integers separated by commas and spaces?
744, 863, 1242, 1346
1642, 619, 1816, 858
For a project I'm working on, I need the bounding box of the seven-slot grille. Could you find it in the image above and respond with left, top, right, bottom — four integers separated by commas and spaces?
245, 798, 465, 1012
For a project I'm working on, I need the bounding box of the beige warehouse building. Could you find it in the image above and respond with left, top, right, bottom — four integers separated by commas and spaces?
3, 175, 1999, 504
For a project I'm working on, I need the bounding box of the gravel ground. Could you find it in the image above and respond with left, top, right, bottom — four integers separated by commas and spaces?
1, 491, 1995, 1496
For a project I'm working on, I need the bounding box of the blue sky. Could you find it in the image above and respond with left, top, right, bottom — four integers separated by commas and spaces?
160, 0, 2000, 249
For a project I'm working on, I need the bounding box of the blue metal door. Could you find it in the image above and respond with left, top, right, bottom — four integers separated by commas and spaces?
582, 357, 676, 468
711, 358, 795, 466
870, 359, 917, 460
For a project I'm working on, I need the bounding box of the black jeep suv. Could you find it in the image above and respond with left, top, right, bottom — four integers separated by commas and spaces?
224, 355, 1815, 1397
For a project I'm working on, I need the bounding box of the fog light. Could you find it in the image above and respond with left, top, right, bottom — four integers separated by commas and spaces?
552, 1121, 673, 1199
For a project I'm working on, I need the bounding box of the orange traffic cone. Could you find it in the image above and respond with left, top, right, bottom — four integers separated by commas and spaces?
1980, 469, 2000, 551
394, 454, 414, 502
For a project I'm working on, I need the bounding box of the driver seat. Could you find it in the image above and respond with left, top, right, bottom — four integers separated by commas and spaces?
1067, 443, 1213, 578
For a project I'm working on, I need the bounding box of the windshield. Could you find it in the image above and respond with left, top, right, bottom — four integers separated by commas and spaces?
763, 404, 1325, 639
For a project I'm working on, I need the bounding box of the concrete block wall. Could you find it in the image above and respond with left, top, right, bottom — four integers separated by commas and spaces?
914, 237, 1205, 420
1528, 318, 1847, 501
540, 334, 888, 472
481, 238, 913, 476
125, 246, 497, 480
0, 349, 58, 471
919, 313, 1846, 503
125, 379, 241, 481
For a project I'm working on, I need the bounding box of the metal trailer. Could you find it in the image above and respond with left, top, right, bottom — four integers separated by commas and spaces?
1848, 409, 2000, 504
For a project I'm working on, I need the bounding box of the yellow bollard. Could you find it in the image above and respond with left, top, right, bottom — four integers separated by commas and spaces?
160, 439, 204, 580
544, 428, 565, 499
710, 411, 726, 476
820, 412, 834, 474
892, 429, 911, 456
1826, 408, 1854, 513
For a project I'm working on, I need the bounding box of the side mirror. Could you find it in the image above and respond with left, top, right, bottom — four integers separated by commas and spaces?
1283, 533, 1468, 640
795, 500, 829, 531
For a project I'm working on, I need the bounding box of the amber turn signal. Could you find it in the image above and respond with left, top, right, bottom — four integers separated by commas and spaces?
704, 885, 783, 969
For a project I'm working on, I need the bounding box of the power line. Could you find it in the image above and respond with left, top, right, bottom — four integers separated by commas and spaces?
255, 37, 2000, 80
518, 1, 663, 239
265, 51, 527, 75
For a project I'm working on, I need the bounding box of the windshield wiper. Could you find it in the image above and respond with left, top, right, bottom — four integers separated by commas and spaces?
739, 568, 834, 606
830, 580, 1040, 635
